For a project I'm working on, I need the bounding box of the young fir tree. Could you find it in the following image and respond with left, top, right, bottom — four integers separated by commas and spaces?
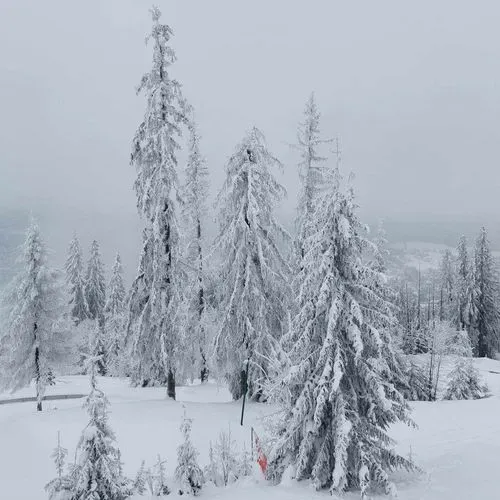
45, 431, 70, 500
443, 329, 488, 400
65, 233, 89, 324
132, 461, 147, 496
214, 127, 291, 400
472, 227, 500, 358
0, 221, 66, 411
175, 412, 204, 495
126, 6, 189, 396
294, 92, 331, 266
67, 339, 129, 500
105, 252, 126, 376
267, 170, 415, 496
181, 119, 210, 383
444, 358, 488, 400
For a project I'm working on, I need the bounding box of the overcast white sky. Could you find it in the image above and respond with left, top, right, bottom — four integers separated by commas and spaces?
1, 0, 500, 224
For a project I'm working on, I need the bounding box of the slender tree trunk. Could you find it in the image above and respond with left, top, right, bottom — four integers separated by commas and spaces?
34, 322, 42, 412
197, 218, 208, 383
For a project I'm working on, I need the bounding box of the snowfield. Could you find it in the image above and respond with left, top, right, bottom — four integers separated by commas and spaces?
1, 358, 500, 500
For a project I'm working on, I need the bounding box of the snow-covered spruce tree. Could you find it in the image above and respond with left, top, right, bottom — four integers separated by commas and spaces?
175, 413, 204, 495
214, 127, 291, 400
267, 170, 415, 496
294, 92, 331, 266
65, 233, 89, 324
125, 6, 189, 396
67, 342, 129, 500
473, 227, 500, 358
0, 221, 66, 411
105, 252, 126, 376
181, 118, 210, 383
85, 240, 106, 324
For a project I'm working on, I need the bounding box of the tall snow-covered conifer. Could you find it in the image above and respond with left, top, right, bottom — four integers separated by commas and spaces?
268, 169, 414, 496
65, 233, 89, 324
294, 93, 330, 265
214, 127, 290, 400
0, 221, 66, 411
456, 235, 476, 337
439, 249, 455, 321
473, 227, 500, 358
181, 119, 210, 382
126, 6, 189, 397
85, 240, 106, 323
105, 252, 126, 376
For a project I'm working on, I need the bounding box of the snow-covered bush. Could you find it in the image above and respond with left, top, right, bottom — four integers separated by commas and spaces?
238, 444, 253, 478
175, 413, 204, 495
147, 455, 170, 496
204, 442, 220, 486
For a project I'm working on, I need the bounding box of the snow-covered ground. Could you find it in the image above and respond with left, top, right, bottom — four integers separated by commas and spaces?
1, 358, 500, 499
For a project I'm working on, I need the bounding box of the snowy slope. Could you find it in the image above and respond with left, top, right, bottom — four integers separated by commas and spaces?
1, 360, 500, 499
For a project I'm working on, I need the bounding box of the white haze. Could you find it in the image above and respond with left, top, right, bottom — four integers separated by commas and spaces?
1, 0, 500, 277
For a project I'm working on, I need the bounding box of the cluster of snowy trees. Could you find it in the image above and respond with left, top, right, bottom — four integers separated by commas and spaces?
397, 228, 500, 360
0, 224, 126, 410
2, 7, 497, 498
45, 327, 253, 499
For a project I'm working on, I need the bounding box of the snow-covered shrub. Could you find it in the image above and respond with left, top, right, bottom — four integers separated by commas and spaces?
204, 429, 240, 487
204, 442, 220, 486
175, 413, 204, 495
215, 428, 240, 486
444, 358, 488, 400
238, 444, 253, 478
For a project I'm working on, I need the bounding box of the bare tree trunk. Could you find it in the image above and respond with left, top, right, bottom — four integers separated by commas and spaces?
167, 369, 176, 400
33, 321, 43, 411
